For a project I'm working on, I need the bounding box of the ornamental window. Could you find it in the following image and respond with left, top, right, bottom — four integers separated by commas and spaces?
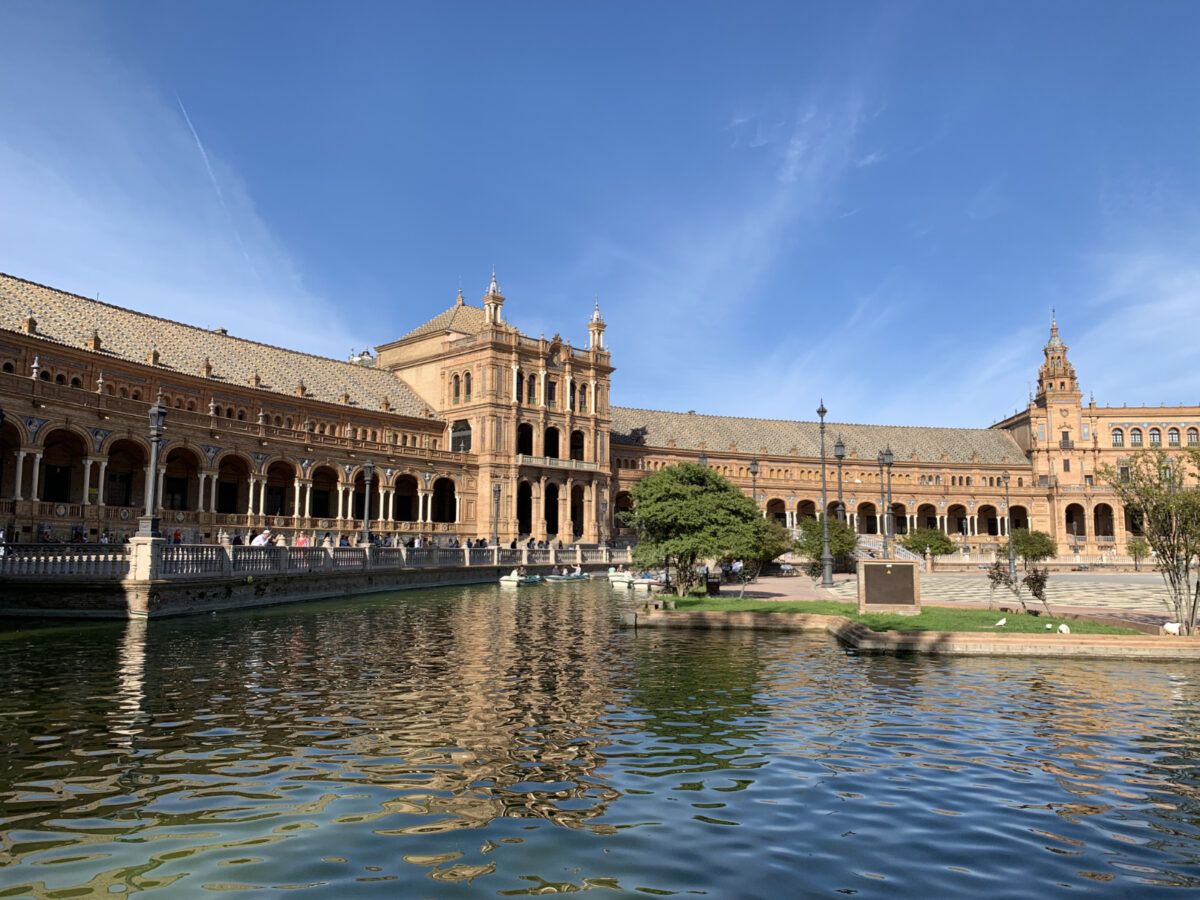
1111, 429, 1124, 447
1189, 428, 1199, 447
1149, 428, 1161, 446
1130, 428, 1143, 447
1169, 428, 1180, 447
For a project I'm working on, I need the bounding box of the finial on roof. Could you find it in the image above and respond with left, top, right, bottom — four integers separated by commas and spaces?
591, 296, 604, 323
455, 286, 464, 306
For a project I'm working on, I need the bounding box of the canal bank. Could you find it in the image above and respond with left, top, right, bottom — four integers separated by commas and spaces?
0, 539, 629, 617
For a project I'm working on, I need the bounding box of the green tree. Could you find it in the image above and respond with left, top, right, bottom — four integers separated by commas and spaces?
1126, 535, 1150, 572
1100, 450, 1200, 634
900, 528, 956, 558
622, 463, 763, 597
1008, 528, 1057, 569
794, 517, 858, 572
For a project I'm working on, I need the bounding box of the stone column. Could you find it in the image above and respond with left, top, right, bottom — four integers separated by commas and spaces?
512, 364, 519, 401
209, 475, 219, 513
156, 467, 166, 514
537, 476, 547, 541
378, 480, 387, 523
97, 459, 108, 506
336, 484, 346, 520
589, 381, 596, 415
563, 478, 573, 540
81, 458, 93, 505
12, 450, 25, 500
454, 493, 460, 523
197, 472, 207, 512
31, 452, 43, 501
539, 369, 547, 408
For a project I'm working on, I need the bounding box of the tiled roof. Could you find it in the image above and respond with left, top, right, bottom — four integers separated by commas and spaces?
397, 300, 488, 342
610, 407, 1030, 467
0, 273, 430, 418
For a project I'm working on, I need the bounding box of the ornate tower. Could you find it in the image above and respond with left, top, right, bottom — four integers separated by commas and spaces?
483, 268, 505, 325
1035, 313, 1081, 406
587, 299, 606, 351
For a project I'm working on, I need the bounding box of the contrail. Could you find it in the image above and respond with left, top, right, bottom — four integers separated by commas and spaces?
176, 94, 259, 280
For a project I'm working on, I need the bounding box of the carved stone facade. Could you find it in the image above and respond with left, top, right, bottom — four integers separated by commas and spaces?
0, 273, 1191, 553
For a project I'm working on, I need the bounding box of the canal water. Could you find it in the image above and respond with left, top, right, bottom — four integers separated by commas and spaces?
2, 581, 1200, 898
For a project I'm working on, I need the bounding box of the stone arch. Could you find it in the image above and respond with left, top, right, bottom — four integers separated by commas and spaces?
917, 503, 939, 530
39, 427, 90, 503
517, 480, 533, 536
891, 502, 908, 535
215, 455, 252, 515
1009, 505, 1029, 531
103, 438, 147, 508
264, 459, 298, 517
857, 501, 878, 535
614, 490, 633, 531
569, 429, 585, 461
163, 445, 203, 511
1094, 503, 1115, 540
1065, 503, 1087, 543
0, 415, 28, 499
570, 482, 585, 540
766, 498, 787, 525
432, 476, 456, 523
517, 422, 534, 456
352, 464, 378, 521
947, 504, 968, 536
796, 499, 817, 520
308, 464, 339, 520
977, 504, 1000, 536
544, 481, 560, 536
544, 426, 560, 459
392, 473, 419, 522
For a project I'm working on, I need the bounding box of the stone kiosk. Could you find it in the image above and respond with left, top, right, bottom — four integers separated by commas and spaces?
857, 559, 921, 616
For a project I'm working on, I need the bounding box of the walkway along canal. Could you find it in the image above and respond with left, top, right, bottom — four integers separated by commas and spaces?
0, 540, 632, 618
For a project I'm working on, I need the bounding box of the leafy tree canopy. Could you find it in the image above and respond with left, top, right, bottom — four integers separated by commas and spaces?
623, 463, 764, 596
900, 528, 956, 557
1100, 449, 1200, 633
794, 517, 858, 561
1008, 528, 1057, 567
1126, 535, 1151, 571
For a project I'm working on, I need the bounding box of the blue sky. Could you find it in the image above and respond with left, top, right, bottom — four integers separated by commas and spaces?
3, 1, 1200, 428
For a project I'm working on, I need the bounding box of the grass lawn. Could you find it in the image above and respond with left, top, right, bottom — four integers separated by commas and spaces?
673, 596, 1140, 635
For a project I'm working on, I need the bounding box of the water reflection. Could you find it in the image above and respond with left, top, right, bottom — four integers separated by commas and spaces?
1, 583, 1200, 896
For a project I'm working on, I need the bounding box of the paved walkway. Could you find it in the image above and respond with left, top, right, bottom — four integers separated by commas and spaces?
724, 571, 1177, 627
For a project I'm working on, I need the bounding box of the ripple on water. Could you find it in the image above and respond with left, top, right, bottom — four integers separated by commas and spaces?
2, 584, 1200, 896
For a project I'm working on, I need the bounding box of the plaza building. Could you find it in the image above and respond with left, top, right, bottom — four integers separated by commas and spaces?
0, 271, 1193, 555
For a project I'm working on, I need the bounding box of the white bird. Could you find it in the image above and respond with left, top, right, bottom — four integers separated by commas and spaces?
994, 617, 1007, 627
1058, 623, 1071, 634
1045, 623, 1053, 630
1164, 622, 1182, 636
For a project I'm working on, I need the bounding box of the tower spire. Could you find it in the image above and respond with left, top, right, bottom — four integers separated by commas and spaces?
483, 267, 505, 324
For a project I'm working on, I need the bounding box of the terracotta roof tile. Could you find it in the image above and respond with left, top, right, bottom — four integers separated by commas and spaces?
0, 273, 430, 418
610, 407, 1029, 467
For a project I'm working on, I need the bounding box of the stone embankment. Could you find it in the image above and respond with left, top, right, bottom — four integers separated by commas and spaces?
625, 608, 1200, 661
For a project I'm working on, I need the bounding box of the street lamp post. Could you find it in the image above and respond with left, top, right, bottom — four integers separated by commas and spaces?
491, 482, 501, 545
883, 446, 894, 558
361, 459, 374, 547
833, 437, 845, 522
1003, 473, 1016, 579
877, 451, 887, 556
818, 401, 833, 588
749, 459, 759, 513
138, 397, 167, 537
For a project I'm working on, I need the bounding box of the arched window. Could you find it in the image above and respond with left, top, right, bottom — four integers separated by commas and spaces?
1111, 428, 1124, 447
1168, 428, 1180, 447
452, 374, 460, 404
70, 377, 81, 388
1, 362, 13, 373
225, 408, 234, 418
40, 370, 51, 381
1189, 428, 1199, 447
516, 368, 524, 403
527, 374, 537, 404
1149, 428, 1161, 446
463, 372, 471, 402
55, 373, 65, 384
131, 390, 141, 400
1130, 428, 1143, 447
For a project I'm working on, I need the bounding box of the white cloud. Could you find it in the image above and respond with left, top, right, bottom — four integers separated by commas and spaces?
0, 10, 354, 360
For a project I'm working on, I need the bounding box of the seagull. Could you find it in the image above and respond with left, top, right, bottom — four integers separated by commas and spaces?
1164, 622, 1181, 636
1045, 623, 1053, 630
1058, 623, 1071, 634
994, 617, 1007, 627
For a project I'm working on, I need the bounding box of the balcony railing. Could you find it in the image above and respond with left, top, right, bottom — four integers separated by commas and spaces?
517, 455, 600, 472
